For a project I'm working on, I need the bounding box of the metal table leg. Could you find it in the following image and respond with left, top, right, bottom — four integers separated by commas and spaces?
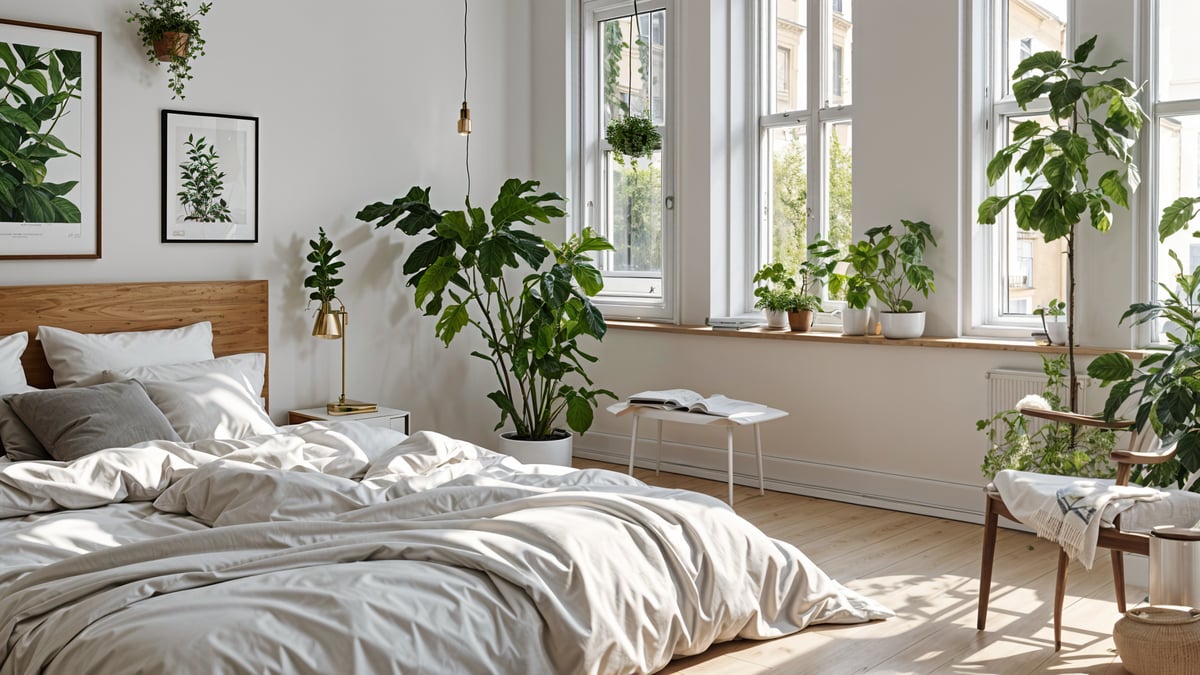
627, 414, 640, 475
655, 419, 663, 475
727, 426, 735, 505
755, 424, 765, 495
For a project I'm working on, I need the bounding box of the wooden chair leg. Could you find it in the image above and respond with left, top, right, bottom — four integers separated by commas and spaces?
977, 496, 1000, 631
1054, 547, 1069, 651
1111, 550, 1127, 613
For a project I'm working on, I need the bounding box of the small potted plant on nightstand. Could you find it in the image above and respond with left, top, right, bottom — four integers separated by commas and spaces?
127, 0, 212, 100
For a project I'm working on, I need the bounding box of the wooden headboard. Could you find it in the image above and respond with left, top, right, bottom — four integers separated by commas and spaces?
0, 280, 269, 404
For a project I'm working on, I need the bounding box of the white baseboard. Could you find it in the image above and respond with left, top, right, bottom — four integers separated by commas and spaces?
574, 431, 988, 524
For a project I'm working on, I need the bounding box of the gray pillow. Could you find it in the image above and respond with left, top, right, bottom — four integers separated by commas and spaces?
0, 394, 51, 462
8, 380, 182, 462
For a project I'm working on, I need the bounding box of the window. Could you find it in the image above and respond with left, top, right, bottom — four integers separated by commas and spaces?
1153, 0, 1200, 338
758, 0, 854, 310
581, 1, 674, 320
976, 0, 1068, 330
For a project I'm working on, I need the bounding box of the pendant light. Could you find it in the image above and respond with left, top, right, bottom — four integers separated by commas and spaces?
457, 0, 471, 137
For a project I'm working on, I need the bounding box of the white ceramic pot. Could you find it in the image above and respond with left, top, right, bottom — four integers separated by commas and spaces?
879, 311, 926, 339
841, 307, 872, 336
497, 430, 573, 466
764, 309, 789, 330
1046, 320, 1068, 346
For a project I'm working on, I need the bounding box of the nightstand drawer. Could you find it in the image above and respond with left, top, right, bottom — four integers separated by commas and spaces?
287, 407, 410, 434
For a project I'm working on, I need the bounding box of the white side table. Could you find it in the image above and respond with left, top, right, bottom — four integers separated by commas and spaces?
287, 406, 410, 434
607, 402, 789, 505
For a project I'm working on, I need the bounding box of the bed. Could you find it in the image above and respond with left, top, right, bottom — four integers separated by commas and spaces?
0, 280, 892, 674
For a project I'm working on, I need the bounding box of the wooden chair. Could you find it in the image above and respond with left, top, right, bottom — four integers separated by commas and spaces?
976, 408, 1178, 651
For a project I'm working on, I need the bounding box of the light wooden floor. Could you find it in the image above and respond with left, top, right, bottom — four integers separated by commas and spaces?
574, 459, 1140, 675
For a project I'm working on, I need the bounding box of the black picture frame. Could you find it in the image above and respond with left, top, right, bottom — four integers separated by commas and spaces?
161, 109, 258, 243
0, 19, 101, 260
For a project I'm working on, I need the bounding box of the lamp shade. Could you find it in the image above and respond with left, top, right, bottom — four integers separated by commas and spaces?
312, 302, 343, 339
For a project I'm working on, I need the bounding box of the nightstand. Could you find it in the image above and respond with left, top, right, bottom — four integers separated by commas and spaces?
287, 406, 410, 434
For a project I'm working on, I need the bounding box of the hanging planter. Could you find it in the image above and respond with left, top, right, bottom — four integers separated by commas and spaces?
604, 0, 662, 167
127, 0, 212, 100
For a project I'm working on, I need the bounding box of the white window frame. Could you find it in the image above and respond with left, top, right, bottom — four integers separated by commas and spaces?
968, 0, 1075, 338
1144, 0, 1200, 345
579, 0, 678, 322
750, 0, 853, 326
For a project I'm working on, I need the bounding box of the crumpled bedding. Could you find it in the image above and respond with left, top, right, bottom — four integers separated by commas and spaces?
0, 423, 892, 675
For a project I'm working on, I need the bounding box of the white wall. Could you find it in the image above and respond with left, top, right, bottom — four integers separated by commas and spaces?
0, 0, 534, 446
533, 0, 1146, 522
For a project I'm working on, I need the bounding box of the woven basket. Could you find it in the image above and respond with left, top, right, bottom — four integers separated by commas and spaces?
1114, 606, 1200, 675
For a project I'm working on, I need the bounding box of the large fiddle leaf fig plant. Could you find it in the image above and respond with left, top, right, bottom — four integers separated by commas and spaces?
977, 35, 1146, 413
357, 179, 616, 441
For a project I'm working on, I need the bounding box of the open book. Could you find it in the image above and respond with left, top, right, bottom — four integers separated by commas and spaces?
626, 389, 772, 418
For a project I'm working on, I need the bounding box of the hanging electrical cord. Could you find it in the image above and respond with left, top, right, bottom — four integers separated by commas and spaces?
627, 0, 640, 118
458, 0, 472, 199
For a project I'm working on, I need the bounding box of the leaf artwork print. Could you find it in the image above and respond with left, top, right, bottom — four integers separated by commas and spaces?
0, 40, 83, 224
177, 133, 231, 223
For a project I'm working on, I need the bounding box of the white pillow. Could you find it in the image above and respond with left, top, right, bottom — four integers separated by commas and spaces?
140, 372, 276, 443
0, 332, 30, 395
38, 322, 214, 388
100, 353, 266, 402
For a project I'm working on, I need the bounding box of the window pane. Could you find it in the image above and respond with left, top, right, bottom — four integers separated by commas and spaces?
1001, 114, 1067, 316
828, 0, 852, 106
766, 126, 808, 271
771, 0, 807, 113
600, 10, 667, 130
1157, 0, 1200, 102
1004, 0, 1066, 98
601, 150, 663, 299
1156, 115, 1200, 310
825, 121, 852, 256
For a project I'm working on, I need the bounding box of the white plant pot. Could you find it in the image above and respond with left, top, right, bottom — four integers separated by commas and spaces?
879, 311, 926, 339
497, 431, 573, 466
764, 309, 789, 330
841, 307, 872, 336
1046, 320, 1068, 346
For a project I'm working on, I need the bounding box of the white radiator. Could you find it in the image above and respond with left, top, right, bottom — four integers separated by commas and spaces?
986, 368, 1094, 431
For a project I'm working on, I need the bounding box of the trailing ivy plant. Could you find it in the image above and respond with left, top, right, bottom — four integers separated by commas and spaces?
304, 227, 344, 307
177, 133, 230, 223
0, 39, 83, 223
357, 179, 616, 440
127, 0, 212, 100
979, 355, 1117, 480
977, 35, 1146, 413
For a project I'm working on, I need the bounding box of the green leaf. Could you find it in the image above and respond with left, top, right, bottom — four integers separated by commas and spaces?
0, 104, 38, 133
1072, 35, 1097, 64
15, 184, 54, 221
503, 229, 550, 269
1048, 78, 1084, 117
12, 44, 38, 68
1012, 74, 1050, 104
1087, 352, 1134, 383
1042, 156, 1073, 191
566, 395, 594, 435
1098, 169, 1128, 208
977, 196, 1010, 225
0, 43, 17, 74
414, 255, 460, 308
1011, 119, 1042, 142
1159, 197, 1200, 241
16, 70, 47, 96
490, 192, 542, 229
986, 148, 1014, 185
1013, 51, 1065, 80
402, 237, 456, 276
477, 236, 515, 278
435, 301, 470, 346
50, 196, 80, 223
57, 49, 81, 81
436, 210, 471, 243
571, 263, 605, 297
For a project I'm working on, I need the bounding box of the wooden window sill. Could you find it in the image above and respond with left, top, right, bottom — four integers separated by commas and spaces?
606, 320, 1150, 359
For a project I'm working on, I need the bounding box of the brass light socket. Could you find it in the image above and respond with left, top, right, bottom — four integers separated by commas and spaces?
457, 101, 472, 135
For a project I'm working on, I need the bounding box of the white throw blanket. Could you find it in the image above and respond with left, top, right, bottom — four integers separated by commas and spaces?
994, 470, 1164, 568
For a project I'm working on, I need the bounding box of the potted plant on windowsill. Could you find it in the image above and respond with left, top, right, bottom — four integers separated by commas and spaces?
789, 239, 841, 333
127, 0, 212, 100
752, 261, 795, 330
846, 220, 937, 339
1033, 298, 1068, 346
830, 272, 873, 335
357, 179, 615, 466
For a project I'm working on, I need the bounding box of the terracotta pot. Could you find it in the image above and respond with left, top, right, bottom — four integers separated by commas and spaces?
153, 32, 190, 62
787, 309, 814, 332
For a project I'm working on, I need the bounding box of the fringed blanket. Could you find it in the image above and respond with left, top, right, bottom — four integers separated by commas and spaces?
993, 470, 1164, 568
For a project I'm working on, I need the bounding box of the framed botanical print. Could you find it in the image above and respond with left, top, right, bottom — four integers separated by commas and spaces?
0, 19, 101, 260
161, 109, 258, 243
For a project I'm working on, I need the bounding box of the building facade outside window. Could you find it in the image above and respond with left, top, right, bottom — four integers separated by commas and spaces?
757, 0, 854, 311
580, 0, 674, 320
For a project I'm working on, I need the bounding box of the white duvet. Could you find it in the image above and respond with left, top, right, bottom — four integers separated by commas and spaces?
0, 423, 891, 674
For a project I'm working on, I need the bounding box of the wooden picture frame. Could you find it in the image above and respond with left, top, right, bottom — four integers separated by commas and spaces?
161, 109, 259, 243
0, 19, 101, 260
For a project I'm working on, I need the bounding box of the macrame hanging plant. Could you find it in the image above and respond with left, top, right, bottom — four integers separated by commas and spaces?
604, 0, 661, 166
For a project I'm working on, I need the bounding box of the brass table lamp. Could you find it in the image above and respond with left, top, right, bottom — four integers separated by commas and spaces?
312, 300, 377, 415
